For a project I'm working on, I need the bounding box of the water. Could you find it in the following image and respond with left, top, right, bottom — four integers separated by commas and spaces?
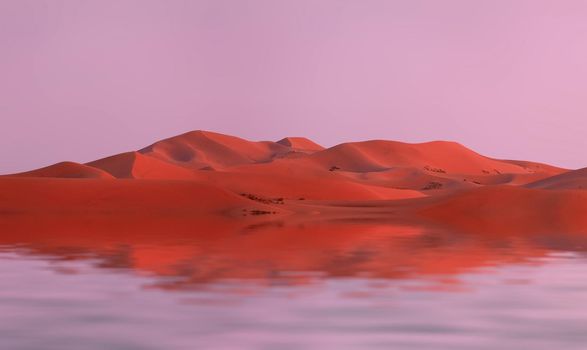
1, 219, 587, 349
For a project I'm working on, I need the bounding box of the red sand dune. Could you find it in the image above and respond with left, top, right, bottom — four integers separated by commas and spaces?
2, 130, 585, 235
87, 151, 196, 180
276, 136, 325, 153
196, 157, 425, 200
0, 177, 282, 217
418, 185, 587, 234
526, 167, 587, 190
138, 130, 292, 170
4, 161, 114, 179
308, 140, 538, 174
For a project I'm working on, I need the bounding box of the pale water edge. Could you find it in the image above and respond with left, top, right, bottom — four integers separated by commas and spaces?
1, 245, 587, 349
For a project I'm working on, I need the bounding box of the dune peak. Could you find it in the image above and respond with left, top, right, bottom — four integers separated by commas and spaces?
277, 137, 324, 152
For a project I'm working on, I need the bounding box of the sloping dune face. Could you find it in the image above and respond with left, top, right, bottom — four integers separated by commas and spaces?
4, 161, 114, 179
526, 167, 587, 190
305, 140, 565, 190
87, 152, 196, 180
0, 177, 279, 215
276, 137, 325, 153
308, 140, 554, 175
138, 130, 291, 169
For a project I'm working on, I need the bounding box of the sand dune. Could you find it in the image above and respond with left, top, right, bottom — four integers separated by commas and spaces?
0, 177, 283, 216
418, 185, 587, 234
2, 130, 585, 234
138, 130, 292, 169
192, 167, 424, 200
193, 155, 424, 200
305, 140, 565, 191
308, 140, 563, 175
526, 167, 587, 190
87, 151, 196, 179
276, 136, 324, 153
4, 161, 114, 179
8, 130, 565, 191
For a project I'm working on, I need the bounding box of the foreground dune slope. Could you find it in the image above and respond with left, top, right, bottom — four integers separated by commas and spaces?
0, 177, 284, 216
418, 185, 587, 234
87, 152, 197, 179
526, 167, 587, 190
202, 157, 425, 200
276, 137, 325, 153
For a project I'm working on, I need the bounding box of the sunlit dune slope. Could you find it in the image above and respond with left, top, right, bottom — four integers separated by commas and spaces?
0, 177, 281, 215
4, 161, 114, 179
276, 136, 325, 153
138, 130, 292, 169
87, 151, 196, 179
191, 164, 424, 200
307, 139, 564, 175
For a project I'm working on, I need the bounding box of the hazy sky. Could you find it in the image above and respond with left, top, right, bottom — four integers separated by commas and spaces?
1, 0, 587, 172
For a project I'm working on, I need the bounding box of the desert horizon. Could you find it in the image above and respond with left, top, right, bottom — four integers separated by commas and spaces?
3, 1, 587, 349
3, 129, 587, 236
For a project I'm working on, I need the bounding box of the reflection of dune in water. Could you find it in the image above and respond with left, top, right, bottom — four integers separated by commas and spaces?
3, 213, 587, 292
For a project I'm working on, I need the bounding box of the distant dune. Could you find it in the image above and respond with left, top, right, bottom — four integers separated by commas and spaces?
276, 136, 325, 153
6, 161, 114, 179
138, 130, 291, 169
87, 151, 196, 180
3, 130, 586, 234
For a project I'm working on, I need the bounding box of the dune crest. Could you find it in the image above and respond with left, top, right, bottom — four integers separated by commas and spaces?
276, 137, 324, 153
3, 161, 114, 179
87, 152, 196, 179
138, 130, 290, 169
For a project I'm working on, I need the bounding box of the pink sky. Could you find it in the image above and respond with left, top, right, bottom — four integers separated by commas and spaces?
1, 0, 587, 173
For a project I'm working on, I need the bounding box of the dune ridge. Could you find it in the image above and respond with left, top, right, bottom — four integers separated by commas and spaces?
4, 161, 114, 179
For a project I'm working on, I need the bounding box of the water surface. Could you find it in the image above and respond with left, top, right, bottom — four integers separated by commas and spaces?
1, 219, 587, 349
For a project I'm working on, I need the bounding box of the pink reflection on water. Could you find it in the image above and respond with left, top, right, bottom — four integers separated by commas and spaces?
2, 217, 587, 348
0, 249, 587, 349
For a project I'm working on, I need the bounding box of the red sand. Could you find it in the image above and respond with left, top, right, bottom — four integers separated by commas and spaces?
2, 130, 584, 238
6, 161, 114, 179
526, 167, 587, 190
